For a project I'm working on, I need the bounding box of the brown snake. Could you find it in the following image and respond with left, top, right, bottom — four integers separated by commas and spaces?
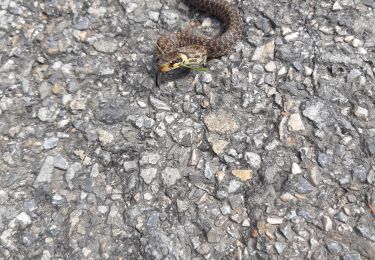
157, 0, 243, 73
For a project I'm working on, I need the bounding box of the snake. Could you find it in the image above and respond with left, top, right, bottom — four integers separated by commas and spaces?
157, 0, 243, 73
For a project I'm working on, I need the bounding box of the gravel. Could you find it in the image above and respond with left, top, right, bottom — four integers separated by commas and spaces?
1, 0, 375, 259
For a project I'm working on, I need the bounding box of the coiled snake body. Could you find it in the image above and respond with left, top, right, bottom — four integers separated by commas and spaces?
157, 0, 243, 73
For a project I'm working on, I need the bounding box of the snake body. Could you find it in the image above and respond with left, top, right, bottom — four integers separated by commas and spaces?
157, 0, 243, 72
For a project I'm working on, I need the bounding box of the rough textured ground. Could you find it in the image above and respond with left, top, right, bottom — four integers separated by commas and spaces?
1, 0, 375, 259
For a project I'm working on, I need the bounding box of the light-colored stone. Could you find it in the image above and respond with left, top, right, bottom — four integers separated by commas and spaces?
70, 98, 86, 110
267, 217, 283, 225
177, 199, 189, 212
288, 113, 305, 131
140, 168, 158, 184
216, 171, 225, 183
97, 129, 114, 144
352, 38, 362, 47
265, 61, 276, 72
304, 66, 313, 76
207, 136, 229, 156
35, 156, 54, 183
291, 162, 302, 175
284, 32, 299, 41
251, 40, 275, 62
353, 106, 368, 120
244, 152, 262, 169
93, 38, 118, 53
281, 26, 292, 36
9, 212, 32, 229
54, 155, 69, 170
231, 169, 252, 181
333, 1, 342, 10
140, 152, 160, 165
43, 137, 59, 149
204, 112, 238, 134
161, 167, 181, 186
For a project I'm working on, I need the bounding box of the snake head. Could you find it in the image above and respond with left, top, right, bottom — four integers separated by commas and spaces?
157, 45, 207, 73
157, 52, 189, 73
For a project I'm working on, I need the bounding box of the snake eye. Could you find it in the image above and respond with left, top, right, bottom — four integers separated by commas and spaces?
172, 58, 182, 64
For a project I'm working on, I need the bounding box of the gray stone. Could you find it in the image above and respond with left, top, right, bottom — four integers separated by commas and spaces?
22, 235, 32, 247
43, 137, 59, 150
294, 176, 314, 194
143, 117, 155, 129
244, 152, 262, 169
311, 247, 327, 260
201, 73, 212, 83
279, 223, 294, 240
367, 140, 375, 156
176, 199, 189, 213
140, 168, 158, 184
107, 205, 123, 226
347, 69, 361, 82
147, 212, 159, 228
196, 243, 210, 255
308, 166, 321, 186
38, 107, 59, 122
98, 205, 109, 214
204, 162, 214, 179
35, 156, 54, 183
39, 81, 51, 99
0, 190, 9, 204
66, 162, 81, 189
321, 215, 333, 231
216, 189, 228, 200
255, 17, 272, 34
274, 242, 286, 254
264, 166, 278, 183
53, 155, 68, 170
228, 194, 243, 210
97, 129, 114, 144
326, 241, 342, 254
363, 0, 375, 8
149, 96, 171, 111
93, 39, 118, 53
220, 203, 231, 215
124, 161, 138, 172
334, 211, 349, 223
160, 9, 179, 26
251, 40, 275, 62
9, 212, 32, 229
267, 217, 283, 225
317, 153, 330, 168
291, 163, 303, 175
342, 253, 362, 260
288, 113, 305, 131
356, 223, 375, 242
207, 227, 221, 243
204, 112, 238, 134
148, 11, 159, 22
353, 106, 368, 120
74, 17, 90, 30
52, 193, 65, 206
0, 229, 16, 250
161, 167, 181, 186
368, 169, 375, 184
227, 180, 242, 193
302, 102, 329, 128
139, 152, 160, 166
352, 165, 367, 183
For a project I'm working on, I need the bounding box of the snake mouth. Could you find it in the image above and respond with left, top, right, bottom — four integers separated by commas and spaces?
157, 53, 188, 73
160, 63, 174, 73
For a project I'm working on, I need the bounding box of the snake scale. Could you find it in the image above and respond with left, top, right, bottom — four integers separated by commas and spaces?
157, 0, 243, 73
